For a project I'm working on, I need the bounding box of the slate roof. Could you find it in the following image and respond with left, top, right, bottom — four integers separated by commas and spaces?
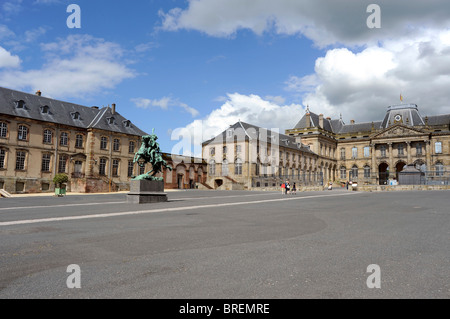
294, 104, 449, 134
203, 121, 316, 155
0, 86, 147, 136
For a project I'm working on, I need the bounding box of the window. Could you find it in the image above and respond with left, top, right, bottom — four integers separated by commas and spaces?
236, 145, 242, 153
60, 132, 69, 146
351, 165, 358, 179
364, 165, 371, 178
380, 145, 387, 158
352, 147, 358, 159
0, 122, 7, 138
123, 120, 131, 128
99, 158, 107, 176
222, 159, 229, 176
235, 158, 243, 175
128, 161, 134, 177
398, 144, 404, 156
435, 142, 442, 154
107, 117, 116, 125
43, 129, 53, 144
223, 146, 227, 156
42, 154, 51, 172
100, 137, 108, 150
340, 167, 347, 179
71, 112, 81, 120
18, 125, 28, 141
209, 160, 216, 175
16, 151, 26, 170
112, 159, 119, 176
210, 147, 215, 156
0, 149, 6, 169
129, 141, 136, 154
139, 164, 145, 175
41, 105, 50, 114
15, 100, 26, 109
364, 146, 370, 158
416, 143, 423, 156
75, 135, 83, 148
58, 155, 68, 173
113, 139, 120, 152
435, 162, 444, 177
340, 148, 346, 160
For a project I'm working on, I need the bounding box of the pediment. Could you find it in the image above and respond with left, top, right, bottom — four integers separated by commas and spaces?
372, 124, 426, 139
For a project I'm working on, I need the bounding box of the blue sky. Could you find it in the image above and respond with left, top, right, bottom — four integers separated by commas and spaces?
1, 0, 450, 155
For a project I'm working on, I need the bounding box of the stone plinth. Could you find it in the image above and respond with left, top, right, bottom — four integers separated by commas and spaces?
127, 180, 168, 204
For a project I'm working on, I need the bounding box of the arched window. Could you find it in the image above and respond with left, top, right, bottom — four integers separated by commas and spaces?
235, 158, 243, 175
340, 166, 347, 179
364, 165, 371, 178
351, 165, 358, 179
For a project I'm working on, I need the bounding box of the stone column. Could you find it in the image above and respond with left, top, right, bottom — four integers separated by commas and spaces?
388, 143, 394, 179
371, 143, 377, 184
425, 140, 432, 171
406, 141, 411, 164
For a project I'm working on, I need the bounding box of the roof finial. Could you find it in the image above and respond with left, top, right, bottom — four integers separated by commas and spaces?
306, 105, 310, 114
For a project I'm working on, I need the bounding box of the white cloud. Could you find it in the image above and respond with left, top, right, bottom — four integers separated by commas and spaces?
174, 93, 303, 156
159, 0, 450, 47
131, 96, 200, 117
293, 30, 450, 122
0, 46, 20, 68
0, 35, 134, 99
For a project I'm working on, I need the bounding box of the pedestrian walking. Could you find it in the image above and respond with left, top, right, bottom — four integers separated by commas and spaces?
281, 182, 286, 195
292, 183, 297, 195
285, 181, 290, 195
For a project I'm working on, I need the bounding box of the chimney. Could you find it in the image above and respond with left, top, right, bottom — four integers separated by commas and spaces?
326, 117, 331, 121
36, 90, 41, 96
111, 103, 116, 115
351, 120, 355, 124
319, 114, 324, 129
305, 112, 311, 128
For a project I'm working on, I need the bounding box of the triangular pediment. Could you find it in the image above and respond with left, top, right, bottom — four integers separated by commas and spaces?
371, 124, 426, 139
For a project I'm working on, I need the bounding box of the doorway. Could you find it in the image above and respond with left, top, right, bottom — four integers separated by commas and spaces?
379, 163, 389, 185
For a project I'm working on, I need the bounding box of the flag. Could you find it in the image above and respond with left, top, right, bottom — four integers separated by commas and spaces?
400, 94, 403, 102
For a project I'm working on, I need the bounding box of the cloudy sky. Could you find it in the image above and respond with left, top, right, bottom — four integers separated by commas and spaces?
1, 0, 450, 155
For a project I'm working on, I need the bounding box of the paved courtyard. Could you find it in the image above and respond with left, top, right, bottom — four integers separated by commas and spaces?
0, 189, 449, 299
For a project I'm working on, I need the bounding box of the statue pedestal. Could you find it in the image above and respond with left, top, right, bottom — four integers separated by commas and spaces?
127, 180, 168, 204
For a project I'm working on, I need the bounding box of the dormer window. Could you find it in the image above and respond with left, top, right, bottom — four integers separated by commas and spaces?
123, 120, 131, 128
15, 100, 26, 109
71, 112, 81, 120
107, 117, 116, 125
41, 106, 50, 114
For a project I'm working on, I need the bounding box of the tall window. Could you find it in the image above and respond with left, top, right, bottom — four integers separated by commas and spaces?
128, 161, 134, 177
113, 139, 120, 152
60, 132, 68, 146
235, 158, 243, 175
112, 159, 119, 176
380, 145, 387, 157
0, 149, 5, 169
16, 151, 26, 170
58, 155, 68, 173
43, 129, 53, 144
100, 137, 108, 150
99, 158, 107, 176
18, 125, 28, 141
222, 159, 229, 176
416, 143, 423, 156
340, 148, 346, 160
364, 165, 371, 178
209, 160, 216, 175
236, 145, 242, 154
75, 135, 84, 148
398, 144, 404, 156
210, 147, 215, 156
435, 162, 444, 177
42, 154, 51, 172
364, 146, 370, 158
129, 141, 135, 154
0, 122, 7, 138
352, 147, 358, 159
340, 166, 347, 179
435, 142, 442, 154
351, 165, 358, 179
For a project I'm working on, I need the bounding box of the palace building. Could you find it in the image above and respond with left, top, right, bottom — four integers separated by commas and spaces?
202, 104, 449, 190
0, 87, 206, 194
